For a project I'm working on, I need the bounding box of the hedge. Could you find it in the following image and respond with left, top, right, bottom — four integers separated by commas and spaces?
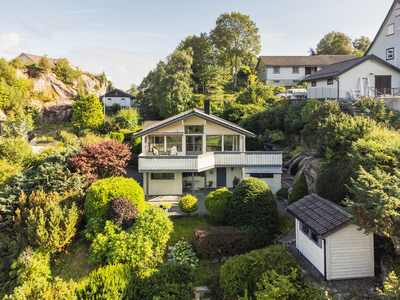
288, 172, 308, 204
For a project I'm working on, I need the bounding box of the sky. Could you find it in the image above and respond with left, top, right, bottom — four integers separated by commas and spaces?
0, 0, 395, 90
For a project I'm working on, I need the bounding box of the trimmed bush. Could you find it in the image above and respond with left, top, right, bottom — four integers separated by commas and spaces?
108, 197, 139, 230
171, 240, 199, 268
204, 188, 232, 222
0, 138, 34, 169
194, 226, 247, 259
179, 194, 198, 214
288, 172, 309, 204
71, 94, 103, 130
219, 244, 299, 298
85, 177, 145, 220
225, 177, 280, 237
276, 188, 289, 199
115, 107, 139, 130
110, 132, 124, 143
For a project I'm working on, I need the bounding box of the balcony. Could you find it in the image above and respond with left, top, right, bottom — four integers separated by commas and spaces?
138, 151, 282, 172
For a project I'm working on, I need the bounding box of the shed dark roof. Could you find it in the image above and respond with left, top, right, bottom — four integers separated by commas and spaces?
133, 107, 256, 138
303, 54, 400, 82
286, 194, 352, 237
257, 55, 357, 68
102, 88, 135, 99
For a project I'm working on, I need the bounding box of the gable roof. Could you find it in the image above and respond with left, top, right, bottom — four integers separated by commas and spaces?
102, 88, 135, 99
133, 107, 256, 138
286, 194, 352, 238
257, 55, 357, 69
365, 0, 400, 56
18, 53, 69, 68
303, 54, 400, 82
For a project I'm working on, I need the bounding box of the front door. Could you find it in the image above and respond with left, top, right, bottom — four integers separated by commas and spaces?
217, 168, 226, 187
186, 135, 202, 155
375, 76, 392, 95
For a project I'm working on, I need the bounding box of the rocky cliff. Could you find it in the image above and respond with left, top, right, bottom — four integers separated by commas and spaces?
17, 69, 108, 123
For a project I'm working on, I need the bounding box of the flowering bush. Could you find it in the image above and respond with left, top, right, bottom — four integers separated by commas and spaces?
172, 240, 199, 268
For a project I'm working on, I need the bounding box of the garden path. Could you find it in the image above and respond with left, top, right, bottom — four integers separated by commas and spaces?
147, 194, 209, 217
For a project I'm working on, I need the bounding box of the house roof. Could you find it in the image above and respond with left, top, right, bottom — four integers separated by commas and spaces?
133, 107, 256, 138
18, 53, 69, 68
0, 110, 6, 121
303, 54, 400, 82
102, 88, 136, 99
257, 55, 357, 69
286, 194, 352, 238
365, 0, 400, 56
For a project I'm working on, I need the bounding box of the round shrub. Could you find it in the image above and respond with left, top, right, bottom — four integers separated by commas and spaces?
115, 107, 139, 130
204, 188, 232, 222
179, 194, 198, 214
85, 177, 145, 220
288, 172, 309, 204
225, 177, 280, 236
108, 197, 139, 230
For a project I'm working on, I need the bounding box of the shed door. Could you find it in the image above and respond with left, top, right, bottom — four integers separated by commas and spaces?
217, 168, 226, 187
375, 75, 391, 95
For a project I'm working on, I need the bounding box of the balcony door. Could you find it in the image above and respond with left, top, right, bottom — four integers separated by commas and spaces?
186, 135, 202, 155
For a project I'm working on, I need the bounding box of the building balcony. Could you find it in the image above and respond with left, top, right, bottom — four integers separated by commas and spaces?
138, 151, 282, 172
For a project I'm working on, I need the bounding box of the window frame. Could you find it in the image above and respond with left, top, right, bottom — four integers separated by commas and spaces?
300, 222, 322, 248
292, 66, 299, 74
185, 125, 204, 134
311, 81, 316, 87
387, 23, 395, 36
387, 47, 395, 60
327, 79, 333, 85
249, 173, 274, 178
224, 135, 239, 151
273, 66, 280, 74
396, 8, 400, 17
151, 173, 175, 180
206, 135, 222, 152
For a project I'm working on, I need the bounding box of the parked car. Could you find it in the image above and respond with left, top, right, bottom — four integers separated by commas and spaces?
276, 88, 307, 99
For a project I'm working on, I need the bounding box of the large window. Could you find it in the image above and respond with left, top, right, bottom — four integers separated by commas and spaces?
185, 125, 203, 133
250, 173, 274, 178
292, 67, 299, 74
151, 173, 175, 180
224, 135, 239, 151
273, 66, 280, 74
183, 172, 204, 177
206, 135, 222, 151
167, 136, 182, 152
150, 136, 164, 151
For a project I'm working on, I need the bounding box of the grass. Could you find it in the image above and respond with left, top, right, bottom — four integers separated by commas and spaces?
51, 240, 98, 282
279, 212, 295, 236
193, 259, 224, 287
168, 215, 221, 245
34, 122, 73, 139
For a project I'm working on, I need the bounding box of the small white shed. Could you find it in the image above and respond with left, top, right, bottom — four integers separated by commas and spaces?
286, 194, 374, 281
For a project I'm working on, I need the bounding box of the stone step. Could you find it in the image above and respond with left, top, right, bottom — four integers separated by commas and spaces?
193, 286, 210, 294
167, 253, 173, 259
168, 246, 174, 252
167, 258, 173, 262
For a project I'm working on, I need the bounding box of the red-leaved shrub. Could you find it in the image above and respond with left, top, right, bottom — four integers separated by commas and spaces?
69, 139, 131, 186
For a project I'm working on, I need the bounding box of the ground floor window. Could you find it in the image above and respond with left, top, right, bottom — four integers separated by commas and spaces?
182, 172, 204, 177
151, 173, 174, 180
249, 173, 274, 178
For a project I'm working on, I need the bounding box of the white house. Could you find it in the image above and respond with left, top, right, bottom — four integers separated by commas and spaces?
303, 54, 400, 99
18, 53, 72, 68
101, 89, 137, 108
132, 101, 282, 196
256, 55, 357, 86
287, 194, 374, 281
365, 0, 400, 69
0, 110, 6, 135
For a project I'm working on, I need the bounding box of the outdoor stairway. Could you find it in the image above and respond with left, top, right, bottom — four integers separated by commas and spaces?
167, 246, 173, 262
339, 101, 373, 118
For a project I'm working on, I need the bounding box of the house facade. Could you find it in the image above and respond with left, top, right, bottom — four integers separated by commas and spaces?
18, 53, 72, 68
256, 55, 357, 86
365, 0, 400, 68
132, 102, 282, 196
303, 55, 400, 99
287, 194, 374, 281
101, 89, 137, 108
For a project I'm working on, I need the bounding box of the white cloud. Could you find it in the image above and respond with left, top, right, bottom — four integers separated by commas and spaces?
260, 30, 284, 42
67, 47, 166, 90
0, 33, 22, 59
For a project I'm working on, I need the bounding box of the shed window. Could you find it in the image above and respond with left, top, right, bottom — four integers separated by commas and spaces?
300, 222, 322, 248
108, 98, 112, 101
151, 173, 174, 180
387, 23, 395, 36
292, 67, 299, 74
327, 79, 333, 85
273, 67, 280, 74
311, 81, 316, 87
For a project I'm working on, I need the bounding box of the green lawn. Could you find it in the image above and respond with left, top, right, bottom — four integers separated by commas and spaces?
193, 259, 224, 287
168, 215, 221, 245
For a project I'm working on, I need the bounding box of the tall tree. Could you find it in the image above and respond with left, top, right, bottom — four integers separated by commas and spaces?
210, 12, 261, 88
312, 31, 353, 55
353, 36, 371, 56
136, 49, 193, 119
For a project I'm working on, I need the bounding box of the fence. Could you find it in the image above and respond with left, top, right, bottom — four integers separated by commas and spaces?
307, 87, 349, 99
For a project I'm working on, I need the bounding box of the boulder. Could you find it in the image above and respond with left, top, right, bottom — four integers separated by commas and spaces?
293, 156, 323, 194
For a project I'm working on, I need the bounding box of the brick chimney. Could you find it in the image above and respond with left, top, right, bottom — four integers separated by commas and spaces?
204, 99, 210, 115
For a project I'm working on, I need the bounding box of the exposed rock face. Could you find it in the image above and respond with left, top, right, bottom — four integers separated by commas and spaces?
286, 151, 322, 194
17, 69, 108, 123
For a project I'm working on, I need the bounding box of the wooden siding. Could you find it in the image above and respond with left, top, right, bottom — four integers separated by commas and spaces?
295, 219, 325, 276
214, 152, 282, 166
326, 224, 374, 280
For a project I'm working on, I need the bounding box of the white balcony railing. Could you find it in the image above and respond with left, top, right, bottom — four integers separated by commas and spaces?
138, 151, 281, 172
